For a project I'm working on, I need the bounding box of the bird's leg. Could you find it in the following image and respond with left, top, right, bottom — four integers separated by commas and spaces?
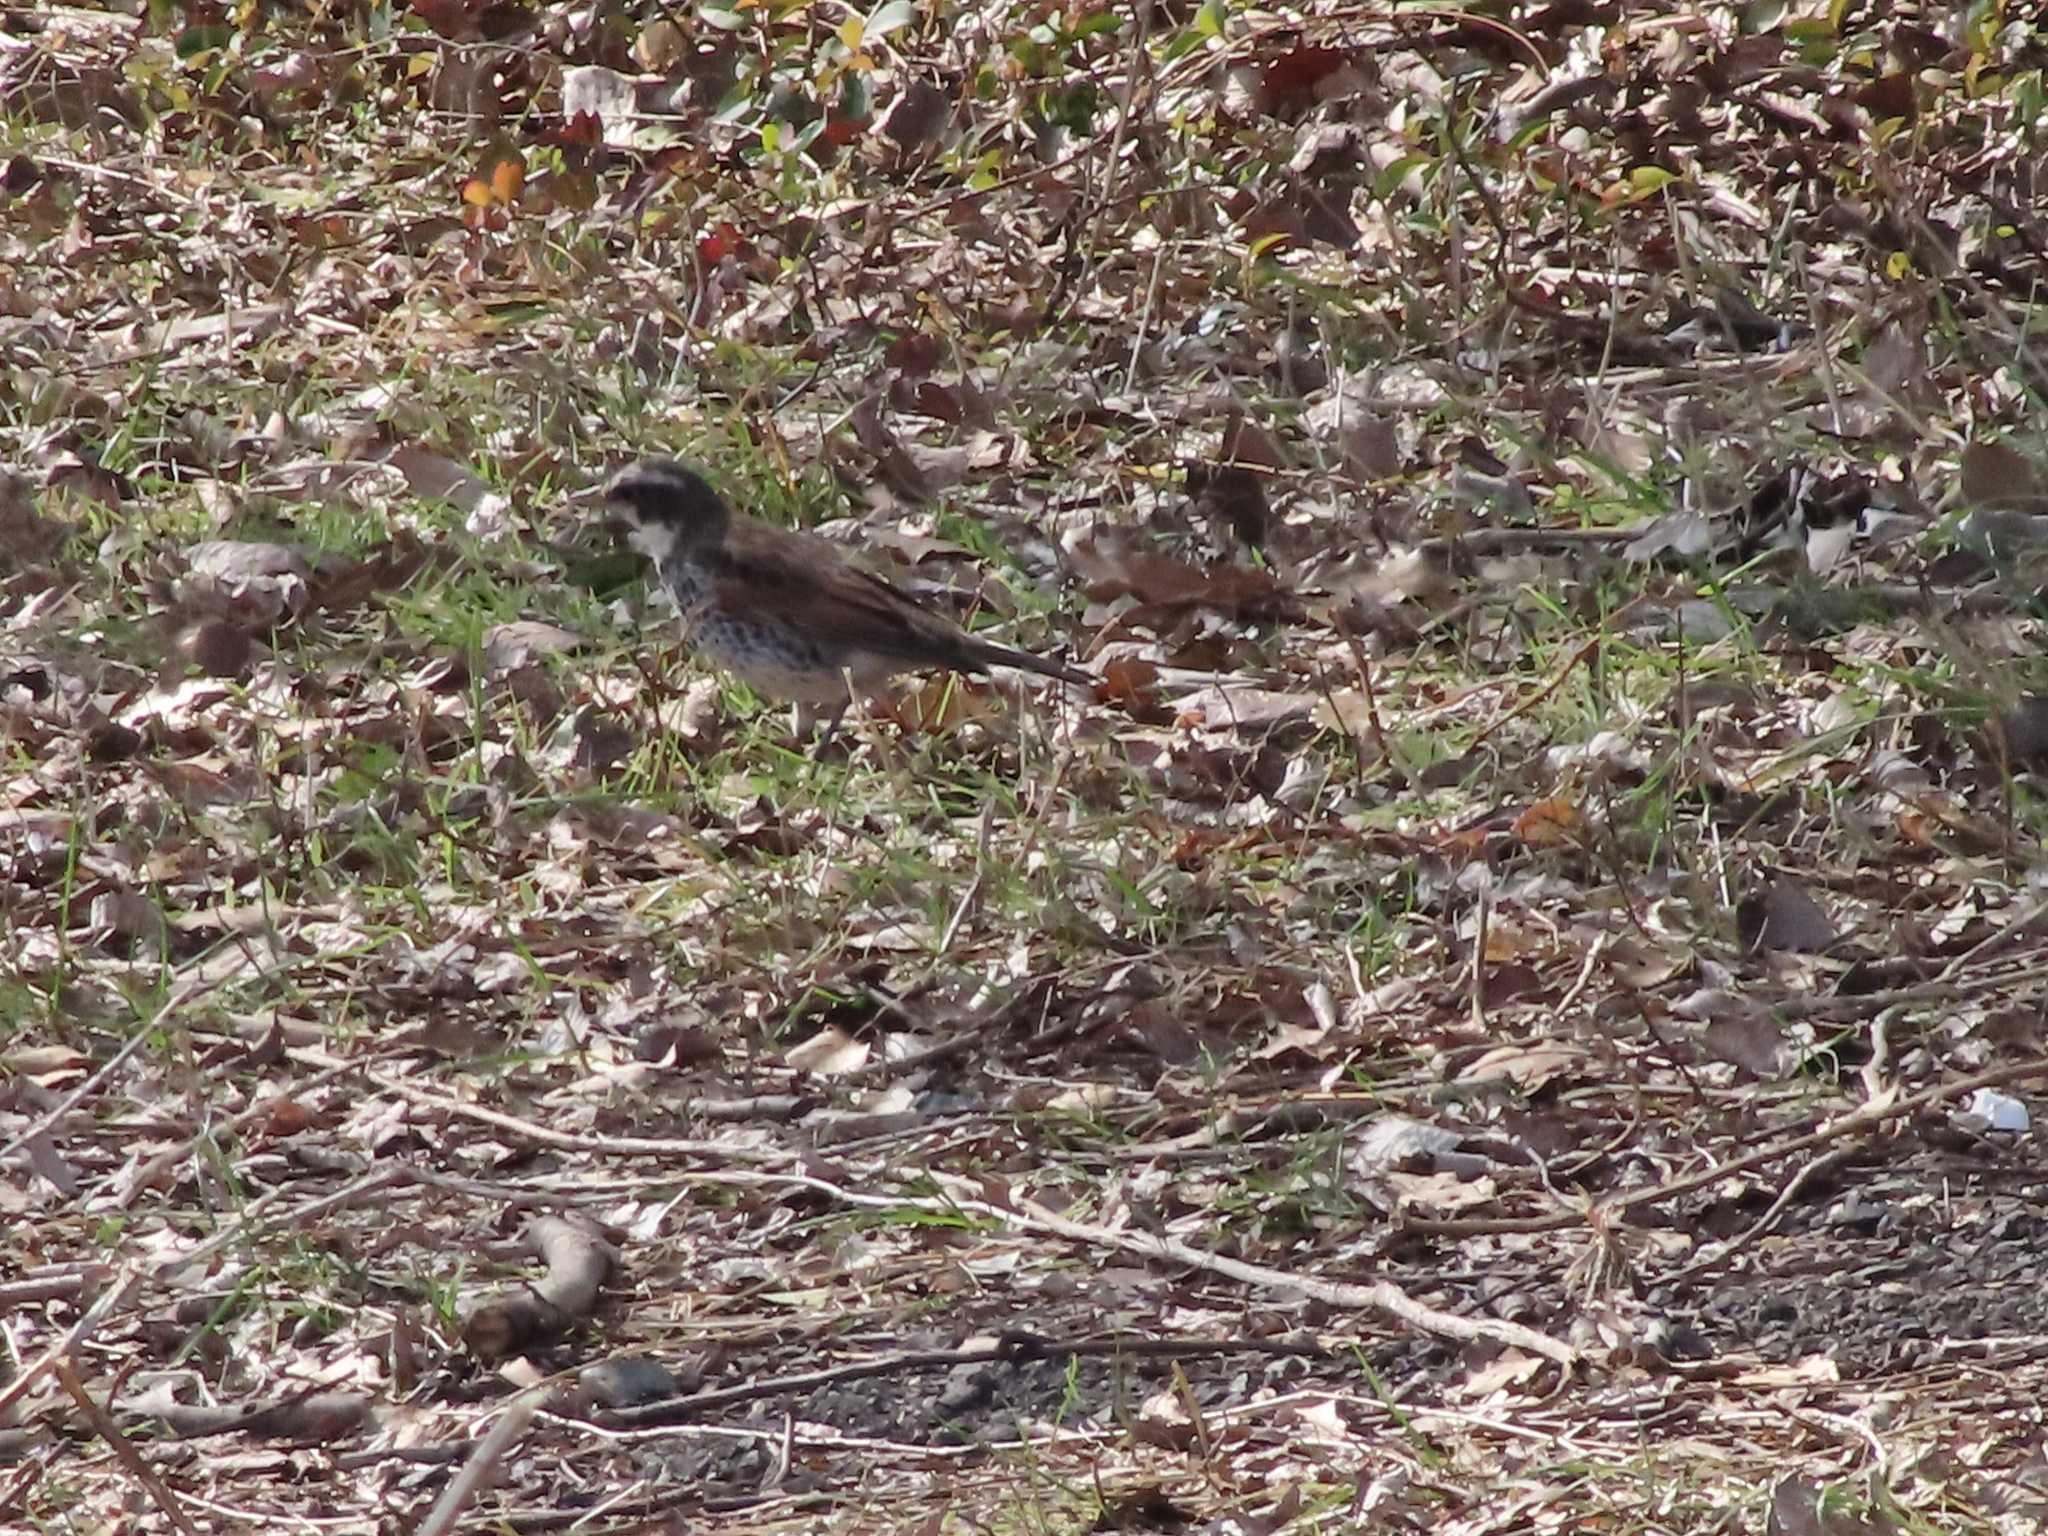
806, 669, 864, 761
809, 698, 851, 760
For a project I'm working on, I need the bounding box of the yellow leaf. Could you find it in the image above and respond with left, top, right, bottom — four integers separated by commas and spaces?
462, 143, 525, 208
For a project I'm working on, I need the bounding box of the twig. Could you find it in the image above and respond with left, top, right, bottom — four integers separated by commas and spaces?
153, 1166, 411, 1282
1417, 528, 1638, 561
1468, 877, 1491, 1034
1469, 601, 1642, 749
1410, 1056, 2048, 1240
110, 1053, 361, 1212
0, 1268, 140, 1420
284, 1047, 801, 1165
848, 974, 1058, 1084
0, 973, 219, 1166
1097, 0, 1153, 214
606, 1333, 1342, 1426
927, 1174, 1580, 1368
1771, 970, 2040, 1021
1331, 615, 1395, 767
1123, 240, 1169, 396
1655, 1145, 1862, 1289
1935, 895, 2048, 983
935, 797, 994, 953
56, 1360, 203, 1536
413, 1389, 543, 1536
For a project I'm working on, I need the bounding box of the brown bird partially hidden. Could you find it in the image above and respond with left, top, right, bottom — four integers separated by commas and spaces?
603, 459, 1091, 746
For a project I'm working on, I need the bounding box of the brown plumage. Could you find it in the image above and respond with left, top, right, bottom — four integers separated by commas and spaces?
603, 459, 1090, 737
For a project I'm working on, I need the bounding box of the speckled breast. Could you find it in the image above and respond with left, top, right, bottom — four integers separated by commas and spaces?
655, 554, 717, 616
659, 554, 850, 703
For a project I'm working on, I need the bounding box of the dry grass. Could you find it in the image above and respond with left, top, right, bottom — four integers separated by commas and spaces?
5, 2, 2048, 1531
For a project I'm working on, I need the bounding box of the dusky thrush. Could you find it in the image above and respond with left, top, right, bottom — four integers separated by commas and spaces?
603, 459, 1091, 743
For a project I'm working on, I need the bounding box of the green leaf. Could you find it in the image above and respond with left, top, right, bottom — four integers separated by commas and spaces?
1373, 154, 1429, 200
175, 23, 233, 59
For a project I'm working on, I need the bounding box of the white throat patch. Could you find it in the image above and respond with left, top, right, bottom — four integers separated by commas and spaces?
625, 517, 680, 565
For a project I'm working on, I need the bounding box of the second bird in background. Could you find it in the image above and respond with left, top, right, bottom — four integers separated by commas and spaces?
603, 458, 1092, 747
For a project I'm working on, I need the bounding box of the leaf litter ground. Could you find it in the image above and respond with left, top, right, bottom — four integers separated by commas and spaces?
5, 2, 2048, 1533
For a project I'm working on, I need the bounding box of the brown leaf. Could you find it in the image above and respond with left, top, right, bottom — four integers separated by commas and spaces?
0, 470, 67, 567
1960, 440, 2048, 511
408, 0, 490, 40
1336, 414, 1401, 482
1855, 72, 1917, 122
1995, 697, 2048, 763
483, 620, 585, 673
1512, 798, 1585, 848
1220, 413, 1288, 472
850, 397, 934, 503
1172, 683, 1315, 732
884, 331, 942, 376
1068, 533, 1285, 617
1461, 1042, 1591, 1094
1185, 462, 1270, 548
172, 620, 259, 679
1097, 656, 1160, 707
1700, 1006, 1793, 1079
44, 451, 133, 511
881, 79, 952, 148
305, 537, 432, 615
1736, 879, 1839, 955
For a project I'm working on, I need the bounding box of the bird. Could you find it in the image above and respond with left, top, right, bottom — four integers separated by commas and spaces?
602, 458, 1092, 747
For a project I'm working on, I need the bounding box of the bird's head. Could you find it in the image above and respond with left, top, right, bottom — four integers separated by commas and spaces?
603, 459, 732, 564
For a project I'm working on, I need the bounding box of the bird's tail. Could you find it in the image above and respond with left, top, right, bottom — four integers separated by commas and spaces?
964, 638, 1094, 689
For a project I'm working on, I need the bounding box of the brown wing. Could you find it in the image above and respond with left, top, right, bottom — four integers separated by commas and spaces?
711, 519, 979, 668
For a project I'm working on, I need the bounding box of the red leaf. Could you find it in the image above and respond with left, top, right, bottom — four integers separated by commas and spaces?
884, 331, 942, 375
697, 220, 746, 264
1260, 44, 1348, 112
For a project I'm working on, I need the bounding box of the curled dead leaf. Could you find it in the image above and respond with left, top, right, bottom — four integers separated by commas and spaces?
1067, 532, 1286, 617
180, 540, 311, 625
1512, 798, 1586, 848
1460, 1042, 1592, 1094
785, 1025, 871, 1076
